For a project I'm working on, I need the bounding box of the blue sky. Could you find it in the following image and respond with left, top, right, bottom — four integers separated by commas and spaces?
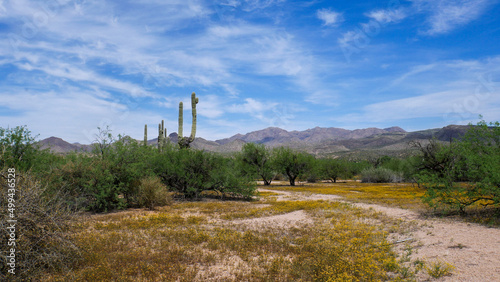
1, 0, 499, 144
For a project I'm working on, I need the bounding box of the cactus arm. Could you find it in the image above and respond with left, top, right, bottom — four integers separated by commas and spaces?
178, 102, 183, 139
158, 123, 161, 150
163, 124, 167, 147
177, 92, 199, 149
189, 92, 198, 142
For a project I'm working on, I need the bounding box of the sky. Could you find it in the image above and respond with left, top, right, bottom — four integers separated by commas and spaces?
0, 0, 499, 144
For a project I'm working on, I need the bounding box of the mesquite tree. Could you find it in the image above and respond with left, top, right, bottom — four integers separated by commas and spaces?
239, 143, 275, 185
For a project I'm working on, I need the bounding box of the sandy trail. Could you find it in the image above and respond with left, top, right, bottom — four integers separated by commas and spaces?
258, 188, 500, 282
231, 210, 312, 230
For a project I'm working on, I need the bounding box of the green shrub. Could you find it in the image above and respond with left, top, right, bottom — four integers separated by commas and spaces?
47, 135, 157, 213
154, 146, 256, 199
105, 136, 157, 203
417, 120, 500, 213
136, 176, 173, 210
48, 156, 124, 212
378, 156, 418, 182
425, 260, 455, 278
345, 160, 372, 179
361, 167, 403, 183
0, 126, 50, 172
208, 157, 256, 199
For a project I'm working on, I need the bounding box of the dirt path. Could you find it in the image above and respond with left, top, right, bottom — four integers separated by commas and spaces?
259, 188, 500, 282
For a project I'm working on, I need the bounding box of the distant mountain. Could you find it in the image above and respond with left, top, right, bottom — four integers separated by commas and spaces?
308, 125, 470, 158
215, 126, 407, 147
37, 125, 470, 157
384, 126, 406, 133
38, 137, 91, 153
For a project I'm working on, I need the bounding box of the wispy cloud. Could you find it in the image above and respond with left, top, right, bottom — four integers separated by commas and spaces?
239, 0, 286, 12
388, 64, 437, 88
412, 0, 493, 35
0, 87, 159, 143
337, 3, 407, 62
317, 8, 343, 26
365, 8, 407, 24
334, 57, 500, 128
1, 0, 499, 142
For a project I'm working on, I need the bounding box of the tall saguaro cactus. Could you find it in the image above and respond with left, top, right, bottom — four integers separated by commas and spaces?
157, 120, 167, 152
144, 92, 198, 151
178, 92, 198, 149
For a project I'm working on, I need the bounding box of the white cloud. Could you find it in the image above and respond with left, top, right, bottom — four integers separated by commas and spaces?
335, 57, 500, 126
338, 30, 367, 48
1, 0, 329, 105
305, 90, 340, 106
0, 88, 144, 143
388, 64, 437, 87
0, 0, 6, 16
228, 98, 279, 122
412, 0, 493, 35
229, 97, 275, 112
317, 8, 343, 26
366, 8, 407, 24
338, 6, 407, 53
350, 87, 499, 125
219, 0, 285, 12
208, 25, 263, 38
197, 95, 226, 118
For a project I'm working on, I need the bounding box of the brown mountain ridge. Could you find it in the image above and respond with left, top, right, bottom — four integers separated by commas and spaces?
38, 125, 469, 157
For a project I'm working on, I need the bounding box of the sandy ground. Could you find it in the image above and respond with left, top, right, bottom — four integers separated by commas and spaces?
231, 209, 313, 230
258, 188, 500, 282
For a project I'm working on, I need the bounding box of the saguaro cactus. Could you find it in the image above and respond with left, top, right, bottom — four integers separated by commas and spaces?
178, 92, 198, 149
144, 124, 148, 146
157, 120, 167, 152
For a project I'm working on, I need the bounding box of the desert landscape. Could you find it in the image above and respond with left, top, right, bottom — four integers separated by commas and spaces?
2, 1, 500, 281
1, 120, 499, 281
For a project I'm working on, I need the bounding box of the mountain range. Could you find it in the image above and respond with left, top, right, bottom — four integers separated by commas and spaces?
38, 125, 470, 158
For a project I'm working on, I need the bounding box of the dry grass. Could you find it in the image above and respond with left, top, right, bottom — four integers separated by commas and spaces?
265, 181, 426, 210
0, 170, 80, 281
39, 187, 429, 281
266, 181, 500, 226
40, 181, 488, 281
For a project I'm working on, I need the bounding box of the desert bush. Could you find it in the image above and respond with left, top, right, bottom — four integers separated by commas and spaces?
416, 120, 500, 213
48, 156, 124, 212
105, 135, 157, 204
0, 126, 55, 172
208, 157, 256, 199
425, 260, 455, 278
378, 156, 418, 181
344, 160, 372, 179
0, 169, 80, 281
136, 176, 172, 210
361, 167, 403, 183
154, 146, 256, 199
46, 135, 157, 212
